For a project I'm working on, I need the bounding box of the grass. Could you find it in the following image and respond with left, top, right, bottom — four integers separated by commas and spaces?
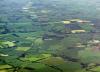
16, 31, 44, 38
78, 48, 100, 63
40, 57, 65, 65
90, 66, 100, 72
57, 62, 82, 72
79, 23, 93, 31
2, 41, 15, 47
20, 54, 52, 62
16, 47, 31, 51
0, 70, 8, 72
0, 65, 12, 69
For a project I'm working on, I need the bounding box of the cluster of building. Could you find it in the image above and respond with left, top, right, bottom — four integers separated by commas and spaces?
62, 19, 92, 33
